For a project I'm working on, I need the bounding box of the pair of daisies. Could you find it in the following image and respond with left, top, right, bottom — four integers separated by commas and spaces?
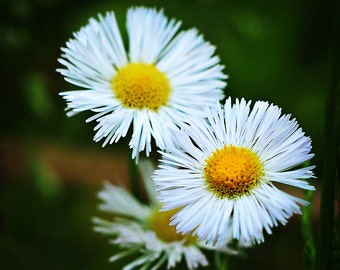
58, 6, 315, 269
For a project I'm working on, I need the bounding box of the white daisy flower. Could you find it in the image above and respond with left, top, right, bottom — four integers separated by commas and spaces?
58, 7, 226, 161
93, 159, 240, 270
153, 97, 315, 246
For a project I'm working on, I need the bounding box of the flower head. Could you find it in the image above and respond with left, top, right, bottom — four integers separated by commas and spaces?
93, 159, 239, 270
58, 7, 226, 161
153, 98, 315, 246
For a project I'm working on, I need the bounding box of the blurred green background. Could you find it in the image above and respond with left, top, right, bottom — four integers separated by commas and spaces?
0, 0, 338, 269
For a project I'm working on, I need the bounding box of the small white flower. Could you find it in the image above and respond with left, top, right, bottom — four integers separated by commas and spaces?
58, 7, 226, 161
93, 159, 239, 270
153, 97, 315, 246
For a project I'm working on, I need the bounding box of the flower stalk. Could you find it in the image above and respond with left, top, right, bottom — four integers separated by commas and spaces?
214, 252, 230, 270
315, 13, 340, 270
302, 188, 316, 270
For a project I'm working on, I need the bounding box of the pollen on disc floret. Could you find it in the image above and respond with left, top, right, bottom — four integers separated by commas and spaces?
148, 206, 197, 245
204, 145, 264, 199
112, 63, 171, 111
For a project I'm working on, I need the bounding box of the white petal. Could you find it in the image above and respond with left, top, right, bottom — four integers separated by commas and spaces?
127, 7, 181, 63
97, 182, 151, 220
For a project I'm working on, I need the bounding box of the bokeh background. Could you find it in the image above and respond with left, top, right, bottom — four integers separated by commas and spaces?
1, 0, 338, 269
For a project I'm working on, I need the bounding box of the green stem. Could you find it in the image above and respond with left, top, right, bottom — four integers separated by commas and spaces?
214, 251, 230, 270
302, 189, 316, 270
128, 156, 141, 201
315, 7, 340, 270
334, 186, 340, 270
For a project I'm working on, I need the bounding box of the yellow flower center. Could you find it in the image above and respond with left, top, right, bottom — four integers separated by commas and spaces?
148, 207, 197, 244
204, 145, 264, 199
112, 63, 171, 111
